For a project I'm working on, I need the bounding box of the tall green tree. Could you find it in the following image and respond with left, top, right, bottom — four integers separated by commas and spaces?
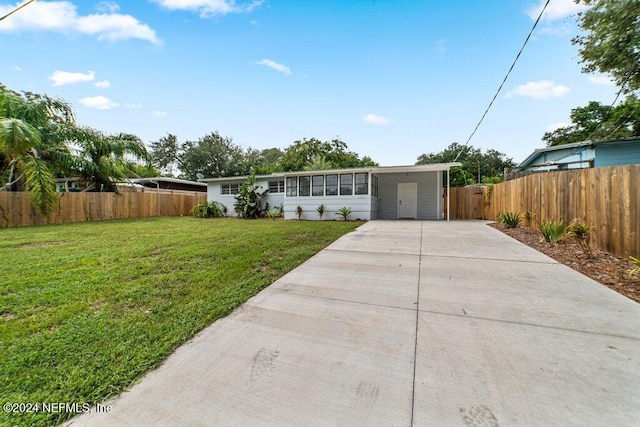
150, 133, 281, 178
179, 132, 249, 180
64, 127, 150, 192
416, 143, 515, 187
149, 134, 377, 178
280, 137, 377, 171
149, 133, 180, 176
574, 0, 640, 92
542, 97, 640, 146
244, 147, 284, 175
0, 84, 75, 214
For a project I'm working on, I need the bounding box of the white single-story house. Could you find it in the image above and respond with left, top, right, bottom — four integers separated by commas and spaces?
200, 163, 461, 220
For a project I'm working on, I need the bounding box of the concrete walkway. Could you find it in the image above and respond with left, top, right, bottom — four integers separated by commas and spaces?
70, 221, 640, 426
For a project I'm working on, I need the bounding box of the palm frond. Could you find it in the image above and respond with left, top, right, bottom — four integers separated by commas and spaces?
0, 118, 41, 156
19, 155, 58, 216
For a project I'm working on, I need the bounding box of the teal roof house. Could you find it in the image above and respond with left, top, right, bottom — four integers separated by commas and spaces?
516, 137, 640, 172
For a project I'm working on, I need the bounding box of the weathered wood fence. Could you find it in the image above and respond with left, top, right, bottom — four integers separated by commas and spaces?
0, 190, 207, 228
449, 165, 640, 258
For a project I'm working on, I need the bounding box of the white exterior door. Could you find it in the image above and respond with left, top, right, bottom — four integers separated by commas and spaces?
397, 183, 417, 219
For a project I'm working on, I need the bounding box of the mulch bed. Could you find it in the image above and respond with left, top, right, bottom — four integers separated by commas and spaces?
489, 222, 640, 304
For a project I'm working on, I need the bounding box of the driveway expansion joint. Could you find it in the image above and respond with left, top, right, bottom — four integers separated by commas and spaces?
410, 220, 424, 426
268, 288, 417, 312
418, 309, 640, 341
419, 253, 559, 265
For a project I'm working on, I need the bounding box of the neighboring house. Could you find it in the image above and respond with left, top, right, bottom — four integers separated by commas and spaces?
515, 137, 640, 172
55, 177, 207, 193
56, 177, 91, 192
200, 163, 461, 221
129, 177, 207, 192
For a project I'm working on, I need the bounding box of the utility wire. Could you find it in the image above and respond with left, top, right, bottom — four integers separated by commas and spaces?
562, 76, 630, 161
454, 0, 551, 162
584, 68, 635, 142
0, 0, 36, 22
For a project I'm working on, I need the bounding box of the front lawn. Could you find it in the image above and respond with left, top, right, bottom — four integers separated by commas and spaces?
0, 217, 361, 426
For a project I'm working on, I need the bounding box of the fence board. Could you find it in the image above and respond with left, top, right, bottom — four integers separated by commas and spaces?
449, 165, 640, 258
0, 191, 207, 229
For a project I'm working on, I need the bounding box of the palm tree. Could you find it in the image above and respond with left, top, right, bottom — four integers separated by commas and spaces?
303, 154, 334, 171
65, 127, 150, 192
0, 84, 75, 215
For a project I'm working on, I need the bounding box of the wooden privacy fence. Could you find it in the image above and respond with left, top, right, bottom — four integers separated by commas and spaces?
449, 165, 640, 258
0, 190, 207, 228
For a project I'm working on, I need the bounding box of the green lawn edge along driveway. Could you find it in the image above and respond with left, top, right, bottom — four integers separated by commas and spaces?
0, 217, 361, 427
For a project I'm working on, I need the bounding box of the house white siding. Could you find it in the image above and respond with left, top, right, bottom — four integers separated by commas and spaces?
282, 171, 373, 220
284, 195, 372, 220
207, 182, 235, 213
377, 171, 441, 220
206, 178, 284, 216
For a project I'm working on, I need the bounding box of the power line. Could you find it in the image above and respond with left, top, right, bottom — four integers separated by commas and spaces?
584, 85, 625, 142
0, 0, 36, 22
584, 67, 636, 142
454, 0, 551, 162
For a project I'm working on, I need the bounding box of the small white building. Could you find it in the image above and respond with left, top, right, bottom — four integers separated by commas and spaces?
200, 163, 460, 220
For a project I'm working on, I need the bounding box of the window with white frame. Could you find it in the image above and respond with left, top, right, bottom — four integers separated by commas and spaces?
325, 174, 338, 195
268, 180, 285, 193
312, 175, 324, 196
286, 177, 297, 196
221, 183, 240, 195
299, 176, 311, 196
355, 173, 368, 195
340, 174, 353, 195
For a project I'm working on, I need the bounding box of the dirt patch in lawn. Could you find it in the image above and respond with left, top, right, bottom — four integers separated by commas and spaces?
17, 241, 64, 249
489, 222, 640, 304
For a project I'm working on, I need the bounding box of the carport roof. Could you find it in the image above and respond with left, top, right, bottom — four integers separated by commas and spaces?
199, 163, 461, 182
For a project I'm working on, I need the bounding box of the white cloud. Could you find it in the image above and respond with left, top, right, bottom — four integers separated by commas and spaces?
76, 13, 158, 43
125, 103, 142, 109
48, 70, 95, 86
363, 113, 390, 125
526, 0, 588, 21
507, 80, 570, 99
96, 1, 120, 13
79, 96, 117, 110
255, 59, 292, 76
153, 111, 168, 117
0, 1, 160, 44
152, 0, 263, 17
545, 122, 570, 132
12, 65, 23, 71
94, 80, 110, 88
588, 75, 614, 86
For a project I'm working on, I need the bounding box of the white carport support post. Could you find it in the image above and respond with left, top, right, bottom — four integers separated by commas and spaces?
447, 168, 450, 221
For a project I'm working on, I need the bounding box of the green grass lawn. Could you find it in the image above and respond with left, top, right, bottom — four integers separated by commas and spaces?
0, 217, 361, 426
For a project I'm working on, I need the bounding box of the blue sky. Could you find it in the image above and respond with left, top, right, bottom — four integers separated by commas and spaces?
0, 0, 619, 166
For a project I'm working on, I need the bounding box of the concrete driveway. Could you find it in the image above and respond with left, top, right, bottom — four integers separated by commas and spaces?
69, 221, 640, 426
